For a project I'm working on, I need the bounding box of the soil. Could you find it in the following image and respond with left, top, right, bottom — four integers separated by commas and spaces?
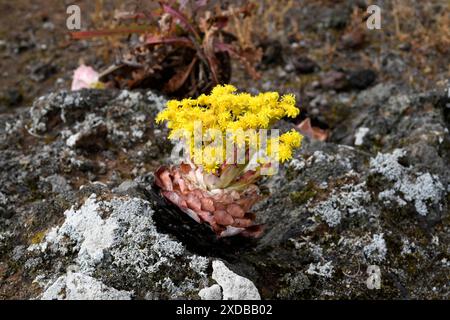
0, 1, 448, 115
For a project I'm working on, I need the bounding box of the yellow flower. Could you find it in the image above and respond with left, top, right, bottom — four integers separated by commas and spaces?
278, 144, 293, 163
155, 84, 303, 172
280, 130, 303, 147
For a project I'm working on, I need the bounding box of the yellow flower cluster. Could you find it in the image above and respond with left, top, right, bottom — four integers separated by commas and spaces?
156, 84, 303, 172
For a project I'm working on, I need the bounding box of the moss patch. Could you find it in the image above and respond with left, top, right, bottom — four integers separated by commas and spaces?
290, 181, 319, 205
30, 230, 47, 245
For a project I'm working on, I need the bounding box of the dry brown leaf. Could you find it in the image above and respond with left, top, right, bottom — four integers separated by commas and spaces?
163, 57, 198, 93
297, 118, 329, 141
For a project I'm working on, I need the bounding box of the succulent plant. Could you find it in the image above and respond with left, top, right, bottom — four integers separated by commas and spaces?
155, 84, 303, 237
155, 163, 263, 237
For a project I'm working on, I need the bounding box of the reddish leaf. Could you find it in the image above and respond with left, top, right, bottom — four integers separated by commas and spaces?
296, 118, 329, 141
161, 3, 200, 40
213, 16, 229, 29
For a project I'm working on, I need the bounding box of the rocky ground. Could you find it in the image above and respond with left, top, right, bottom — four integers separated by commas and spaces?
0, 0, 449, 300
0, 84, 448, 299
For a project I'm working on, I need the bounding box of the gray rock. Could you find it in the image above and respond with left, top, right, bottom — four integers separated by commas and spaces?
115, 180, 139, 193
0, 87, 448, 299
66, 115, 108, 150
0, 191, 7, 206
44, 175, 72, 193
0, 191, 11, 219
30, 193, 210, 299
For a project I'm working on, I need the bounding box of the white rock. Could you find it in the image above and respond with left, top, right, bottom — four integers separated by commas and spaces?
42, 272, 132, 300
354, 127, 369, 146
66, 132, 81, 147
211, 260, 260, 300
198, 284, 222, 300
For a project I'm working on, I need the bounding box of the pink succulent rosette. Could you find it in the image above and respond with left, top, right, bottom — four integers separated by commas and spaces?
71, 64, 100, 91
155, 162, 265, 238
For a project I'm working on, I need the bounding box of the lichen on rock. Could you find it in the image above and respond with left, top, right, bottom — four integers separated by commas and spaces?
0, 86, 448, 299
310, 182, 371, 227
370, 149, 445, 216
29, 193, 211, 299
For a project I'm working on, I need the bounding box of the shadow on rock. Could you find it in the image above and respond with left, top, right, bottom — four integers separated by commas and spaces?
147, 186, 259, 260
